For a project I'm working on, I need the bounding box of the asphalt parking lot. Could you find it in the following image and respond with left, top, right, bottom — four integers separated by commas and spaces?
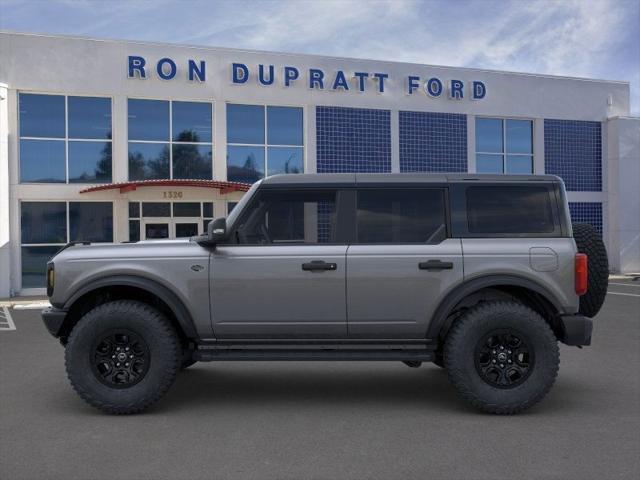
1, 280, 639, 480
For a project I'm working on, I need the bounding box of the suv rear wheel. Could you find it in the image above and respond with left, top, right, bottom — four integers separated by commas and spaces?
444, 301, 559, 414
65, 300, 181, 414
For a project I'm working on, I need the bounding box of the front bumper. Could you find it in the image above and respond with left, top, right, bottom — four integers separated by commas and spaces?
42, 306, 68, 338
559, 314, 593, 346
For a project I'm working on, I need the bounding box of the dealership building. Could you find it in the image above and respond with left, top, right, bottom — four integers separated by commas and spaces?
0, 31, 638, 296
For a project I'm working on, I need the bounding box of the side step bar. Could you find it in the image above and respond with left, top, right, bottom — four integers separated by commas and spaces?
194, 347, 435, 362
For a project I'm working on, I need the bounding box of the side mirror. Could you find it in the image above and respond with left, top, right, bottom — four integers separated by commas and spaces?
207, 217, 227, 244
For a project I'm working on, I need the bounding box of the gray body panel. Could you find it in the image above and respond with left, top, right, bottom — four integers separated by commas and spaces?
346, 240, 464, 338
210, 245, 348, 338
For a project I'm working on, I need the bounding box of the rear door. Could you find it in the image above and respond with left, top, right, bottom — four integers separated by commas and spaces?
346, 187, 463, 338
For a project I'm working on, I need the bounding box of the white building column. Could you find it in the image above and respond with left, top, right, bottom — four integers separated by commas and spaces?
390, 109, 400, 173
606, 116, 640, 274
0, 83, 10, 297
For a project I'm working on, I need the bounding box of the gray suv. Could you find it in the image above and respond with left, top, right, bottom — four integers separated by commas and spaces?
42, 174, 608, 414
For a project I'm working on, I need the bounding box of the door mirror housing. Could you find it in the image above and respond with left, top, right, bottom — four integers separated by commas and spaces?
208, 217, 227, 243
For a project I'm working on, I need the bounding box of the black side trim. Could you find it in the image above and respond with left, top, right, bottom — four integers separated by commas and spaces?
426, 274, 565, 339
61, 275, 198, 338
42, 306, 68, 338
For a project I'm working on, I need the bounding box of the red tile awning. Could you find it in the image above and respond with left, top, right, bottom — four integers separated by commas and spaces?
79, 179, 251, 194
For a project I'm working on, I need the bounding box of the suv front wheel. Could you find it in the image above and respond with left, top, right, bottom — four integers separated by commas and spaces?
444, 301, 559, 414
65, 300, 181, 414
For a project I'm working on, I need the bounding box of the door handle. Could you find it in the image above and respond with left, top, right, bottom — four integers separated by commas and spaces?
302, 260, 337, 272
419, 260, 454, 271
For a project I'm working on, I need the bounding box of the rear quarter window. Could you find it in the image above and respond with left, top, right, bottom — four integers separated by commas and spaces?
466, 185, 556, 235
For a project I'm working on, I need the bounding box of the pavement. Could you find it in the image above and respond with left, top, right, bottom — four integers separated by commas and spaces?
0, 280, 639, 480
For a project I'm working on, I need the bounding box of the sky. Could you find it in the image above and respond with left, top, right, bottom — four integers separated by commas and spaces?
1, 0, 639, 114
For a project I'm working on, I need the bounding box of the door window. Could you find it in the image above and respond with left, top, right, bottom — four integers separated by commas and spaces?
356, 189, 447, 244
234, 190, 337, 244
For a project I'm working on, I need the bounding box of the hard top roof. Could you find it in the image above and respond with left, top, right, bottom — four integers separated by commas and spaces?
261, 173, 563, 187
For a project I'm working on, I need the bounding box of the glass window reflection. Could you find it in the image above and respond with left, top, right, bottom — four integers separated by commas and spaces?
227, 104, 264, 144
476, 154, 503, 174
21, 246, 62, 288
68, 141, 112, 183
227, 146, 265, 183
20, 202, 67, 244
69, 202, 113, 242
68, 96, 112, 139
172, 102, 212, 143
267, 147, 303, 175
172, 144, 212, 179
128, 142, 170, 180
19, 93, 65, 138
476, 118, 503, 153
267, 106, 303, 145
128, 99, 170, 141
19, 139, 66, 183
506, 120, 533, 154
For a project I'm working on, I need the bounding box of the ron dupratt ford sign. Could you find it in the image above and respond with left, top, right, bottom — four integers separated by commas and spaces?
127, 56, 487, 100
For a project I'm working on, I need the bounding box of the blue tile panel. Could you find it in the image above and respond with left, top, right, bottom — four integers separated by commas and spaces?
569, 202, 603, 236
316, 106, 391, 173
544, 119, 602, 191
399, 111, 467, 172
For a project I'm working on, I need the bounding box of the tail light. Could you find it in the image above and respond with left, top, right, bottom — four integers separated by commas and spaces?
575, 253, 588, 296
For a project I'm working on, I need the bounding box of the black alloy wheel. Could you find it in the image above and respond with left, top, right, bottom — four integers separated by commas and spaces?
474, 330, 533, 388
91, 330, 150, 388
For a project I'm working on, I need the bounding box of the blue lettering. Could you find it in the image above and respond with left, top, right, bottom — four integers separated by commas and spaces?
232, 63, 249, 84
425, 77, 443, 97
332, 70, 349, 91
353, 72, 368, 92
188, 60, 205, 82
449, 79, 464, 99
473, 81, 486, 99
156, 58, 177, 80
373, 72, 388, 93
284, 66, 299, 87
407, 76, 420, 95
128, 56, 146, 79
258, 64, 275, 86
309, 69, 324, 89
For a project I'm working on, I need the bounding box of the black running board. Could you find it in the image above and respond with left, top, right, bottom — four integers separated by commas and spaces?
194, 348, 434, 362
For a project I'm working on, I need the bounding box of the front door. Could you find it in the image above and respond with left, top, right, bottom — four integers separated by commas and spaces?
210, 188, 348, 338
141, 218, 203, 240
346, 188, 464, 338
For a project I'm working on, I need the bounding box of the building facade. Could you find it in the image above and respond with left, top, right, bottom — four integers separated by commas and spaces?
0, 32, 638, 297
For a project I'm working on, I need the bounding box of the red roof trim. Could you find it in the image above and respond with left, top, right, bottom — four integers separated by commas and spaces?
79, 179, 251, 194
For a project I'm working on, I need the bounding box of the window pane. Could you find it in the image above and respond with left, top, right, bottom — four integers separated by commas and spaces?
128, 142, 170, 180
173, 203, 201, 217
21, 202, 67, 244
19, 93, 65, 138
235, 190, 337, 244
267, 147, 303, 176
227, 145, 265, 183
506, 120, 532, 154
68, 141, 112, 183
142, 202, 171, 217
203, 220, 211, 232
172, 102, 212, 143
129, 202, 140, 218
203, 202, 213, 218
227, 104, 264, 144
227, 202, 238, 215
145, 223, 169, 239
128, 99, 169, 141
357, 189, 446, 243
69, 202, 113, 242
68, 96, 112, 139
20, 139, 66, 183
475, 118, 503, 153
476, 154, 503, 174
172, 144, 212, 180
267, 106, 303, 145
129, 220, 140, 242
506, 155, 533, 174
22, 246, 61, 288
176, 223, 199, 237
466, 186, 555, 234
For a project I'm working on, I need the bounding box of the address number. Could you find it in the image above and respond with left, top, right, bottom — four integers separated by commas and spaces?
163, 191, 183, 199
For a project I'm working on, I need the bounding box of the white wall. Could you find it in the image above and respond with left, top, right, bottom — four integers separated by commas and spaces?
0, 83, 10, 298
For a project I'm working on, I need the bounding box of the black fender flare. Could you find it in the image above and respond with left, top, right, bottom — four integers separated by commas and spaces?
426, 274, 565, 340
61, 275, 198, 338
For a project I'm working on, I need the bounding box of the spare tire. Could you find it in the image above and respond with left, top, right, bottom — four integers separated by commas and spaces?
573, 223, 609, 317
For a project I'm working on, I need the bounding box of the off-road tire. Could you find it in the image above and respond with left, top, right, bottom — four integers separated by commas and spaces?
181, 347, 197, 370
573, 223, 609, 318
65, 300, 181, 414
444, 301, 559, 414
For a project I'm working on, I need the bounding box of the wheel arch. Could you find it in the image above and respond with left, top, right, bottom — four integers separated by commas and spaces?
427, 275, 565, 342
58, 275, 198, 343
